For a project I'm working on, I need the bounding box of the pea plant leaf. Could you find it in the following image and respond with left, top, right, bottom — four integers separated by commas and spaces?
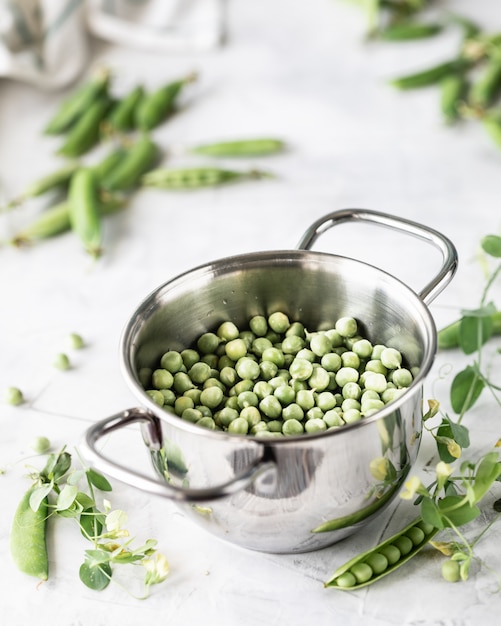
450, 365, 485, 414
56, 484, 79, 511
87, 468, 112, 492
436, 417, 470, 462
79, 560, 112, 591
481, 234, 501, 258
472, 452, 501, 503
438, 495, 481, 527
421, 497, 444, 530
80, 506, 104, 540
29, 482, 53, 512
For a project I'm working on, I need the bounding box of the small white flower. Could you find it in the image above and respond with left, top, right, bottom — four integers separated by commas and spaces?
143, 552, 170, 585
400, 476, 423, 500
106, 509, 128, 533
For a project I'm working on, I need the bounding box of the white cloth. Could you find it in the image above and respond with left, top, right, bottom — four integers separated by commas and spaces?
0, 0, 225, 90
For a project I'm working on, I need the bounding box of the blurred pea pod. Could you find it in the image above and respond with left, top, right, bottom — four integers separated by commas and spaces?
135, 73, 197, 131
44, 67, 110, 135
440, 73, 468, 124
379, 21, 443, 41
68, 168, 103, 258
92, 146, 128, 183
142, 166, 272, 190
103, 85, 145, 134
189, 138, 286, 157
469, 53, 501, 110
390, 57, 470, 89
10, 195, 125, 247
100, 135, 160, 192
57, 95, 114, 158
2, 161, 79, 211
438, 312, 501, 349
482, 108, 501, 149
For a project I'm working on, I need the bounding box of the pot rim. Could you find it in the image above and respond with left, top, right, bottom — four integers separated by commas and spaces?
119, 248, 437, 444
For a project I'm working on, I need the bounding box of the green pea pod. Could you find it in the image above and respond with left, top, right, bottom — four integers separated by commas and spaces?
92, 146, 128, 183
44, 66, 110, 135
10, 195, 125, 247
438, 311, 501, 349
142, 166, 272, 190
390, 58, 469, 90
482, 110, 501, 149
190, 138, 286, 157
2, 161, 80, 211
325, 517, 438, 590
104, 85, 145, 133
440, 73, 468, 124
101, 135, 160, 192
379, 21, 443, 41
447, 13, 481, 40
10, 485, 49, 581
57, 95, 114, 158
68, 168, 103, 258
469, 54, 501, 109
135, 73, 196, 131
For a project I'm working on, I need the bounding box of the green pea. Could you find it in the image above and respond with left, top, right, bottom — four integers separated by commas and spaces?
342, 382, 362, 400
391, 368, 413, 388
174, 396, 194, 416
101, 134, 160, 192
341, 351, 360, 369
305, 418, 327, 433
196, 332, 219, 354
136, 73, 195, 130
218, 407, 239, 427
30, 436, 51, 454
190, 137, 285, 157
160, 389, 176, 405
152, 369, 174, 389
351, 338, 373, 358
231, 379, 254, 395
249, 315, 268, 336
363, 372, 388, 394
182, 407, 202, 423
199, 386, 223, 409
405, 526, 425, 546
236, 357, 261, 380
253, 380, 273, 399
335, 367, 359, 387
289, 358, 314, 381
335, 571, 357, 588
173, 372, 195, 394
181, 349, 200, 369
251, 337, 273, 356
316, 391, 337, 411
343, 408, 361, 424
282, 418, 304, 435
335, 317, 358, 338
250, 421, 269, 435
350, 562, 373, 584
281, 335, 305, 354
268, 312, 290, 333
273, 385, 295, 406
380, 347, 402, 369
390, 58, 469, 90
309, 333, 332, 357
393, 535, 413, 556
146, 390, 164, 406
196, 416, 216, 430
68, 167, 102, 258
296, 389, 315, 410
341, 398, 361, 412
220, 366, 238, 388
105, 84, 145, 132
225, 395, 240, 411
228, 416, 249, 435
365, 552, 388, 575
286, 321, 306, 338
323, 409, 344, 427
58, 95, 114, 157
5, 386, 24, 406
320, 352, 342, 372
380, 544, 401, 565
240, 406, 261, 427
237, 391, 259, 409
217, 321, 240, 341
54, 353, 71, 370
365, 359, 388, 375
267, 419, 284, 432
259, 395, 282, 418
282, 403, 305, 421
260, 361, 278, 380
224, 338, 247, 361
261, 347, 285, 367
442, 559, 460, 583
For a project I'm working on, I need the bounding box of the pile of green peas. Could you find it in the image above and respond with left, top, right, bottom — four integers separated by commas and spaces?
140, 312, 415, 437
325, 518, 438, 589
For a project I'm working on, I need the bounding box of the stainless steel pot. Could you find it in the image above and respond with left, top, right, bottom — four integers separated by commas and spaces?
81, 209, 457, 554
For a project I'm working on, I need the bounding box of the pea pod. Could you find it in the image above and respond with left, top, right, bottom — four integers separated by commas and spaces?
483, 113, 501, 149
101, 135, 160, 192
104, 85, 145, 133
92, 146, 128, 183
10, 195, 125, 247
189, 138, 286, 157
44, 66, 110, 135
324, 517, 437, 590
438, 311, 501, 349
135, 73, 196, 131
379, 21, 443, 41
10, 485, 49, 581
469, 54, 501, 109
2, 161, 80, 211
440, 73, 468, 124
141, 166, 272, 190
57, 95, 114, 158
68, 168, 103, 258
390, 58, 470, 90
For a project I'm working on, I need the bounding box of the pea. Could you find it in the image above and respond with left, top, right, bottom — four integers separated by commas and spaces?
350, 562, 373, 584
320, 352, 342, 372
392, 368, 413, 388
296, 389, 315, 411
228, 416, 249, 435
54, 353, 71, 370
286, 322, 306, 338
218, 407, 239, 427
281, 335, 305, 355
268, 312, 290, 333
393, 535, 413, 556
341, 351, 360, 369
231, 379, 254, 395
161, 389, 176, 405
282, 419, 304, 435
225, 338, 248, 361
237, 390, 259, 408
182, 408, 203, 423
316, 391, 337, 411
5, 386, 24, 406
352, 338, 373, 358
365, 552, 388, 575
335, 317, 358, 338
200, 386, 224, 409
181, 349, 200, 369
442, 559, 461, 583
282, 403, 304, 421
308, 366, 330, 391
146, 390, 164, 406
363, 372, 388, 394
174, 396, 194, 416
196, 416, 216, 430
241, 406, 261, 427
323, 409, 344, 427
267, 419, 284, 432
160, 351, 184, 373
253, 380, 273, 399
274, 384, 296, 406
305, 418, 327, 433
335, 367, 359, 387
342, 382, 362, 400
343, 408, 362, 424
379, 544, 401, 565
365, 359, 388, 375
217, 321, 240, 341
152, 369, 174, 389
261, 347, 285, 367
236, 357, 261, 380
197, 333, 220, 354
289, 358, 314, 381
405, 526, 425, 546
249, 315, 268, 336
380, 347, 403, 369
309, 333, 332, 357
252, 337, 273, 356
259, 395, 282, 419
10, 486, 49, 580
335, 571, 357, 588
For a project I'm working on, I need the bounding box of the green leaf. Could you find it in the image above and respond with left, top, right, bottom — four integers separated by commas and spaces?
87, 468, 112, 492
472, 452, 501, 503
29, 482, 53, 511
67, 470, 86, 485
421, 497, 444, 529
481, 234, 501, 258
75, 491, 95, 509
79, 561, 112, 591
51, 451, 72, 481
458, 315, 493, 354
80, 507, 104, 540
448, 420, 470, 449
56, 484, 78, 511
450, 365, 485, 414
84, 548, 112, 567
439, 495, 481, 527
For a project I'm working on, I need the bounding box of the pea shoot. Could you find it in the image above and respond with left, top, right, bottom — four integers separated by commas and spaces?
10, 446, 169, 598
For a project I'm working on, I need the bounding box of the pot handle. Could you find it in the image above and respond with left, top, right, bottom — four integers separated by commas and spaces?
81, 408, 275, 503
296, 208, 458, 305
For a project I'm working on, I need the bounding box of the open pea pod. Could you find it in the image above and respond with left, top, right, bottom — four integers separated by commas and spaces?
324, 517, 438, 590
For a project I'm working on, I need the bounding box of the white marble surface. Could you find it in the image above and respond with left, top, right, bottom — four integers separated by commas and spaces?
2, 1, 501, 624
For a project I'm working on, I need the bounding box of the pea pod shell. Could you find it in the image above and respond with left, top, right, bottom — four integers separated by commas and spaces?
68, 168, 102, 257
142, 167, 270, 189
57, 96, 114, 158
379, 21, 443, 41
390, 58, 470, 90
190, 138, 286, 157
469, 55, 501, 109
104, 85, 145, 133
101, 135, 160, 191
10, 486, 49, 581
440, 73, 468, 123
324, 517, 438, 589
135, 73, 196, 131
482, 113, 501, 149
44, 67, 110, 135
438, 311, 501, 349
